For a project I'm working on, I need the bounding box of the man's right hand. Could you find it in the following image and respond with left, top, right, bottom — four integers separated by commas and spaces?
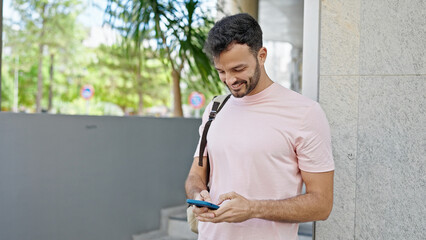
192, 190, 213, 216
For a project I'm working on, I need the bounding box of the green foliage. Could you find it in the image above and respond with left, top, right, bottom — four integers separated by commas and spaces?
2, 0, 220, 116
3, 0, 87, 112
106, 0, 225, 116
86, 42, 170, 115
2, 21, 40, 111
1, 59, 14, 110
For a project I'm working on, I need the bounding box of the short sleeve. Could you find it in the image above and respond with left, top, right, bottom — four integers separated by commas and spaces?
193, 101, 214, 158
295, 102, 335, 172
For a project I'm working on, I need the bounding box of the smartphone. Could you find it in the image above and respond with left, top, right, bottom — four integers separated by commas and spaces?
186, 199, 220, 210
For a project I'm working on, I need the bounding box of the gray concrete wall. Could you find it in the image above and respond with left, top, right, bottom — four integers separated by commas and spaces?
316, 0, 425, 239
0, 113, 200, 240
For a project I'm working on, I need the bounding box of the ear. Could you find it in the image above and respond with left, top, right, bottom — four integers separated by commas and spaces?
257, 47, 267, 65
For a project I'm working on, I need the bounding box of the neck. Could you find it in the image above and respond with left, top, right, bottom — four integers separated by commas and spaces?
250, 69, 273, 96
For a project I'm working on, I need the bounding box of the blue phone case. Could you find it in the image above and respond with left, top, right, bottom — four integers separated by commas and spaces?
186, 199, 220, 210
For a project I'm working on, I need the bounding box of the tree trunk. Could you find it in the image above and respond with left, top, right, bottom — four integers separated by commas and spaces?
36, 3, 47, 113
137, 72, 143, 115
172, 69, 183, 117
48, 53, 54, 112
36, 44, 44, 113
137, 47, 143, 116
137, 89, 143, 116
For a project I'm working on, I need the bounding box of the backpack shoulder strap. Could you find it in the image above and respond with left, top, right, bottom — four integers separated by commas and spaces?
198, 94, 231, 166
213, 94, 231, 112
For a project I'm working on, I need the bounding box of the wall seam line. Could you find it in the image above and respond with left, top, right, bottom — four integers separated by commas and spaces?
354, 75, 361, 240
354, 0, 363, 238
313, 0, 322, 238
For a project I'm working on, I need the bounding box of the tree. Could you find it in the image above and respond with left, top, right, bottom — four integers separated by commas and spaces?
106, 0, 224, 117
44, 4, 85, 112
88, 42, 170, 115
2, 19, 40, 111
11, 0, 84, 112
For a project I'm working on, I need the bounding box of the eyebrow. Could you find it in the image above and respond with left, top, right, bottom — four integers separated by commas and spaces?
232, 64, 246, 69
215, 64, 247, 71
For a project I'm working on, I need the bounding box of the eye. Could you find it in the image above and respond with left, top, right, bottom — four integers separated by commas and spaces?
234, 67, 245, 72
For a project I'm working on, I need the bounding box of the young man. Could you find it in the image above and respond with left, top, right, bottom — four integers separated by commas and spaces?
185, 13, 334, 239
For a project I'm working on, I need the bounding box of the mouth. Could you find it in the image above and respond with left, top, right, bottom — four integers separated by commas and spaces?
229, 81, 246, 91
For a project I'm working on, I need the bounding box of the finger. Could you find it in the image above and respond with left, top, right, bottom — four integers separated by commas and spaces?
194, 191, 204, 200
192, 206, 209, 215
198, 211, 229, 223
199, 190, 212, 202
217, 191, 238, 204
194, 193, 201, 200
210, 200, 229, 217
197, 211, 216, 219
197, 216, 217, 223
197, 211, 220, 223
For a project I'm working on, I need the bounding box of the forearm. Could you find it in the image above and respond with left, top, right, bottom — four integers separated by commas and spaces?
199, 171, 334, 224
250, 192, 332, 223
185, 173, 208, 199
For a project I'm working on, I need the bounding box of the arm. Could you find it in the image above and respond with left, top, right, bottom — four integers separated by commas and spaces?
185, 100, 214, 200
185, 156, 214, 216
250, 170, 334, 222
197, 170, 334, 223
185, 156, 210, 200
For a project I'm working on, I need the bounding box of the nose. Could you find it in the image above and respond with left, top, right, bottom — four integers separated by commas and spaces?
224, 72, 236, 85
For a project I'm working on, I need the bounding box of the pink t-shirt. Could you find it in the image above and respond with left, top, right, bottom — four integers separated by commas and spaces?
194, 83, 334, 240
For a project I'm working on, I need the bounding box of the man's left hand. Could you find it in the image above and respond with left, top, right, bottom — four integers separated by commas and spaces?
197, 191, 253, 223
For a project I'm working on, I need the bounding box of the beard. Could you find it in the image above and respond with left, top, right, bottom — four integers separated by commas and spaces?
226, 60, 261, 98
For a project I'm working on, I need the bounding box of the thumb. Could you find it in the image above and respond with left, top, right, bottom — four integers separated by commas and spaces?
217, 191, 238, 205
199, 190, 212, 202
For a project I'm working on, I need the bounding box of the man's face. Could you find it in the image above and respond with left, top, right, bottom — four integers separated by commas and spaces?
214, 44, 261, 98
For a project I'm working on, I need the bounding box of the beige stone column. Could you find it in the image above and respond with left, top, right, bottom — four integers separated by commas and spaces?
317, 0, 425, 239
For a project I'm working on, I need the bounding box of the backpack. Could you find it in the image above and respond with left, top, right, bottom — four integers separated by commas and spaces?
198, 94, 231, 167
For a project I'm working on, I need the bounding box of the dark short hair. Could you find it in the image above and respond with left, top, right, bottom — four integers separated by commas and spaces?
204, 13, 263, 58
